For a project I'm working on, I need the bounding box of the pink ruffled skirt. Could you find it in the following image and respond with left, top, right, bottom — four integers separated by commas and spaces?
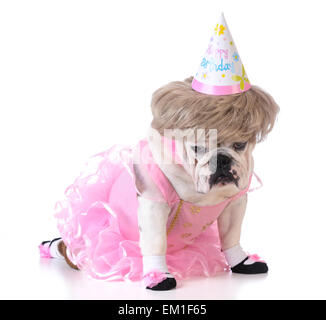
55, 145, 228, 281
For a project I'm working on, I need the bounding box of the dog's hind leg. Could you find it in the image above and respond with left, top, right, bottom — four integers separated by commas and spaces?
39, 237, 79, 270
57, 241, 79, 270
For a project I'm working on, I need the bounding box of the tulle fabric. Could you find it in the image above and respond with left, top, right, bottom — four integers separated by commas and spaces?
55, 145, 143, 281
143, 271, 168, 288
54, 142, 230, 282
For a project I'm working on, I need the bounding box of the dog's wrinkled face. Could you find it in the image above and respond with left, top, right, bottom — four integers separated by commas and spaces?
173, 131, 255, 194
149, 78, 279, 198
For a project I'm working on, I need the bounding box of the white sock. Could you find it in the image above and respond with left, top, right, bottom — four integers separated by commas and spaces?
142, 255, 174, 278
47, 239, 64, 259
223, 244, 248, 268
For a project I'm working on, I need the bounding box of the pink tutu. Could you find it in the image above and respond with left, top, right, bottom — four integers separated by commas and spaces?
55, 140, 252, 281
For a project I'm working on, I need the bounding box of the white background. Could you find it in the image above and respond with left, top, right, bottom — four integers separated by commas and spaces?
0, 0, 325, 299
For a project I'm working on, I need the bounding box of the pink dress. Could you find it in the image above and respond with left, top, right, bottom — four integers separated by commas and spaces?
55, 139, 253, 281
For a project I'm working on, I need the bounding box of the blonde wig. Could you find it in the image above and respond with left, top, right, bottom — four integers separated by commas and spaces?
151, 77, 279, 143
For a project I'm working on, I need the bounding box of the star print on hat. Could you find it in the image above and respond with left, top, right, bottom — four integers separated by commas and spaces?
192, 13, 251, 95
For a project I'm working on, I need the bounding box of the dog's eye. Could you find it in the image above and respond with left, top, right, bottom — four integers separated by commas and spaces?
191, 145, 206, 155
233, 142, 247, 151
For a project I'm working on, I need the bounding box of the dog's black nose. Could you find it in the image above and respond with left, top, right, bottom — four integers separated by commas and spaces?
216, 154, 231, 169
209, 154, 232, 174
209, 154, 236, 187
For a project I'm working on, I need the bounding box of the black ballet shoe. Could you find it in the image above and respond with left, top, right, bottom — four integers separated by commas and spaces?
231, 257, 268, 274
146, 277, 177, 291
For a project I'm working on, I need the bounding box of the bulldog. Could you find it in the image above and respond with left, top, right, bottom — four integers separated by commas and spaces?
40, 77, 279, 291
135, 77, 279, 290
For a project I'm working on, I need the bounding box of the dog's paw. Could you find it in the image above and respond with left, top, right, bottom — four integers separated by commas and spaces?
231, 256, 268, 274
143, 271, 177, 291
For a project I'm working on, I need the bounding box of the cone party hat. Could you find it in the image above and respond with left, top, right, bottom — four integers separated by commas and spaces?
192, 13, 251, 95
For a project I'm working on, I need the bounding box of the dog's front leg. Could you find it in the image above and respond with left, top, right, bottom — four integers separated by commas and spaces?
218, 194, 268, 274
137, 196, 177, 290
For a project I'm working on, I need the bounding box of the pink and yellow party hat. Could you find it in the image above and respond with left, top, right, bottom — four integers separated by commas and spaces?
192, 13, 251, 95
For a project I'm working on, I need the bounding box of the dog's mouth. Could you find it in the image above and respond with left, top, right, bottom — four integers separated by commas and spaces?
209, 170, 239, 188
